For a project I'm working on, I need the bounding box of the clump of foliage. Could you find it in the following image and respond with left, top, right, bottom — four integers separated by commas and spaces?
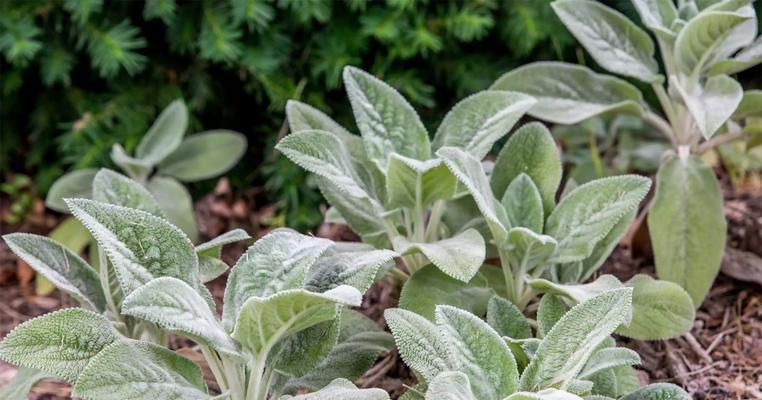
277, 65, 696, 342
1, 178, 396, 399
491, 0, 762, 307
386, 290, 693, 399
0, 0, 577, 230
45, 99, 246, 242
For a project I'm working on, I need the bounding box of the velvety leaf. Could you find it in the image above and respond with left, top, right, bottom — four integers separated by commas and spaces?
343, 66, 430, 170
537, 294, 568, 338
649, 155, 726, 306
631, 0, 678, 39
122, 277, 241, 357
45, 169, 96, 212
528, 275, 623, 304
287, 100, 355, 139
674, 10, 751, 76
0, 309, 117, 382
303, 248, 397, 293
3, 233, 105, 312
277, 129, 370, 199
520, 288, 633, 391
0, 367, 51, 400
506, 228, 558, 274
147, 176, 198, 241
487, 296, 531, 339
432, 90, 536, 159
73, 340, 209, 400
111, 144, 152, 180
425, 372, 475, 400
394, 229, 485, 282
673, 75, 744, 139
578, 348, 641, 380
620, 383, 691, 400
282, 310, 393, 391
231, 286, 361, 354
612, 365, 641, 397
545, 176, 650, 263
551, 0, 660, 82
491, 63, 644, 125
158, 130, 247, 182
92, 168, 163, 216
437, 147, 509, 239
399, 265, 494, 320
271, 320, 340, 377
575, 209, 636, 283
384, 308, 452, 381
436, 305, 519, 398
65, 198, 201, 297
280, 378, 389, 400
196, 229, 250, 282
136, 99, 188, 164
504, 389, 584, 400
492, 122, 562, 214
502, 174, 543, 232
386, 155, 456, 208
223, 229, 333, 331
709, 37, 762, 75
616, 275, 695, 340
316, 177, 389, 248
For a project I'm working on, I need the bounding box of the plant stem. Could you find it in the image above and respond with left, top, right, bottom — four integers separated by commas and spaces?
498, 246, 517, 306
696, 130, 746, 154
246, 355, 268, 400
425, 200, 445, 241
201, 345, 229, 393
221, 355, 246, 400
651, 82, 677, 127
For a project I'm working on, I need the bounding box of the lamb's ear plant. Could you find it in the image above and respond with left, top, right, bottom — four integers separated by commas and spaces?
45, 99, 247, 241
386, 289, 692, 400
432, 122, 695, 340
490, 0, 761, 307
1, 200, 394, 399
276, 65, 536, 286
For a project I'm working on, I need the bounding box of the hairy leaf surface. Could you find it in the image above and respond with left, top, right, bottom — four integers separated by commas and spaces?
394, 229, 485, 282
93, 168, 164, 216
491, 63, 644, 125
158, 130, 247, 182
136, 99, 188, 165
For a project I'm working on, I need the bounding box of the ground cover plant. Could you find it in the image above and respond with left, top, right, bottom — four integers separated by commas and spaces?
276, 65, 696, 344
0, 186, 397, 399
387, 290, 693, 399
491, 0, 762, 308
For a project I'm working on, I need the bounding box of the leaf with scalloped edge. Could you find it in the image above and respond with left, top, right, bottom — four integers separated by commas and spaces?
196, 229, 250, 282
3, 233, 105, 312
437, 147, 509, 241
222, 228, 333, 332
92, 168, 163, 216
436, 305, 519, 399
432, 90, 536, 159
545, 176, 650, 263
65, 198, 202, 298
280, 378, 390, 400
491, 63, 644, 125
384, 308, 452, 382
492, 122, 562, 215
232, 285, 361, 355
620, 383, 691, 400
0, 309, 117, 382
425, 371, 475, 400
393, 229, 485, 283
73, 340, 209, 400
122, 277, 241, 358
303, 248, 397, 293
343, 66, 430, 170
551, 0, 660, 82
487, 296, 531, 339
520, 288, 633, 391
386, 154, 456, 209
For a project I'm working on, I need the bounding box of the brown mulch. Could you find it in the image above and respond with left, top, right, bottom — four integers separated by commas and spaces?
1, 178, 761, 399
